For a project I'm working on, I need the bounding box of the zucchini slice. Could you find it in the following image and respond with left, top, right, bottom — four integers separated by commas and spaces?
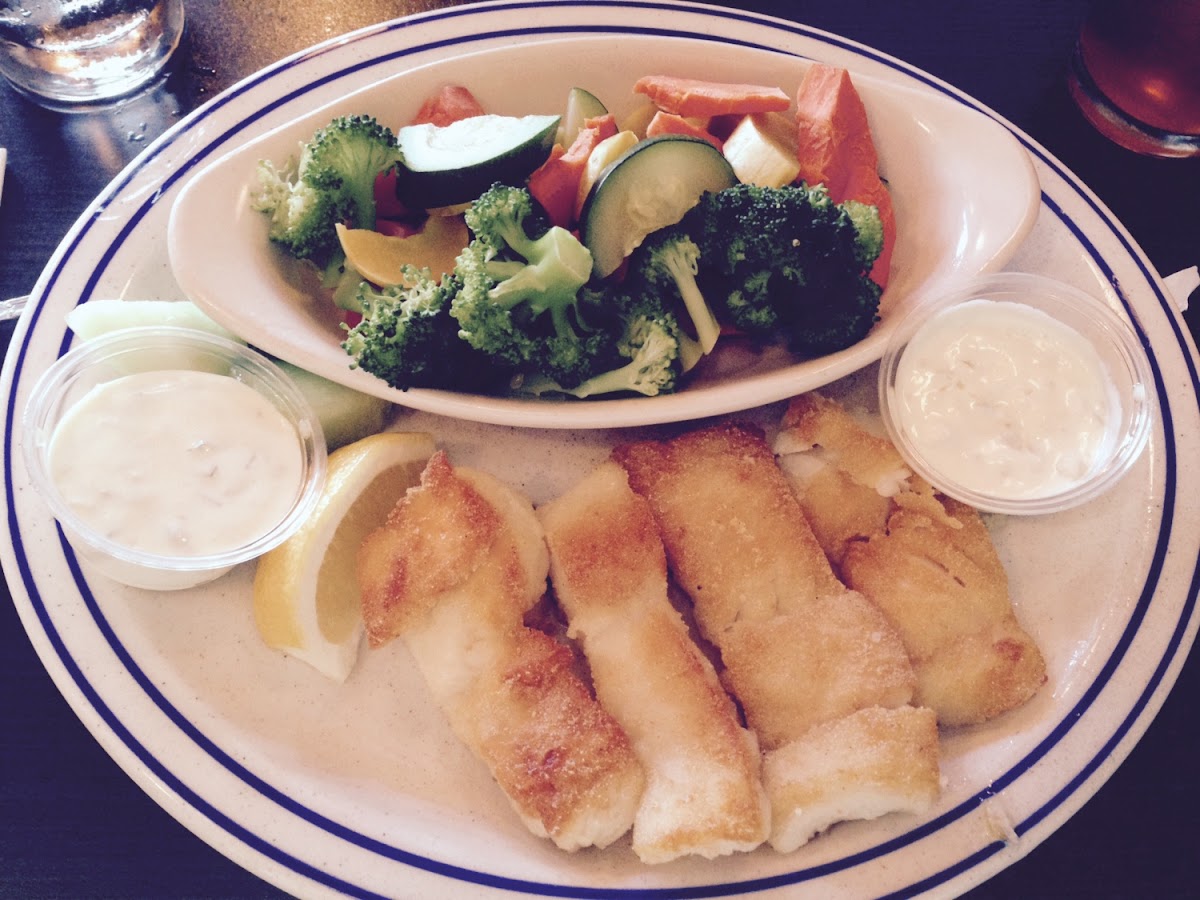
580, 135, 736, 278
396, 113, 560, 209
558, 87, 609, 146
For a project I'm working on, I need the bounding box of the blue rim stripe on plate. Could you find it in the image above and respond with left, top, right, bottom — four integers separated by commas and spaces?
34, 528, 392, 900
4, 2, 1197, 897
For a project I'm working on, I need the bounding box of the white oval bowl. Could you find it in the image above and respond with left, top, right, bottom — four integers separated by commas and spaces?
167, 35, 1040, 429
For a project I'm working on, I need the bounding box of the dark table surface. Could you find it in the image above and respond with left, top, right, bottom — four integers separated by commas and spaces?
2, 1, 1198, 897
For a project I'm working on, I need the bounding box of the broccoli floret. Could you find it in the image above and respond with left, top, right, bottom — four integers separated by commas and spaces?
567, 314, 680, 398
516, 293, 693, 398
626, 228, 722, 355
720, 268, 777, 333
683, 182, 883, 356
252, 164, 344, 264
328, 259, 367, 313
450, 183, 607, 387
251, 115, 404, 269
841, 199, 885, 270
342, 267, 506, 392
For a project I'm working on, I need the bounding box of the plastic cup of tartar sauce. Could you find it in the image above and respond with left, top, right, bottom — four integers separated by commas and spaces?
21, 326, 327, 590
878, 272, 1154, 515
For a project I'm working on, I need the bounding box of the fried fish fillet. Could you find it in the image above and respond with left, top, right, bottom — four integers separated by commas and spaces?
777, 393, 1047, 727
538, 461, 770, 863
613, 423, 939, 847
357, 452, 645, 851
613, 422, 845, 635
762, 705, 940, 853
841, 500, 1047, 726
775, 391, 947, 565
719, 591, 916, 750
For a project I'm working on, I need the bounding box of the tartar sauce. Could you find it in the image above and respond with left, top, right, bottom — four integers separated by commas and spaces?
48, 370, 305, 558
892, 298, 1119, 500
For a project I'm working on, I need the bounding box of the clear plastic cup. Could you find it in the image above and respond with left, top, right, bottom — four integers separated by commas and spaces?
0, 0, 185, 110
21, 326, 327, 590
878, 273, 1155, 515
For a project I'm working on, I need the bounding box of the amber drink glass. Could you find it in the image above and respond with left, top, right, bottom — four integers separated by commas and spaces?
1068, 0, 1200, 157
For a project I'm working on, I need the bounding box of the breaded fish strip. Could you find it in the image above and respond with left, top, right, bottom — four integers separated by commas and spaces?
613, 422, 844, 636
614, 424, 938, 847
778, 392, 1047, 726
841, 499, 1047, 726
719, 591, 915, 750
775, 391, 947, 565
358, 452, 645, 851
538, 461, 770, 863
763, 705, 940, 853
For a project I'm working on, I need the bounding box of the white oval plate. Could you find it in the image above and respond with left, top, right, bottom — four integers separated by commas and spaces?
2, 3, 1198, 899
166, 35, 1038, 429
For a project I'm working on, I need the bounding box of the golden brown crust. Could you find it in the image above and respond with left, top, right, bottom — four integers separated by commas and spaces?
842, 505, 1013, 659
613, 422, 844, 637
719, 591, 915, 750
358, 451, 502, 646
538, 462, 666, 612
473, 628, 646, 843
763, 705, 941, 852
776, 393, 948, 565
913, 619, 1048, 726
841, 495, 1047, 726
778, 392, 1047, 727
779, 392, 914, 490
784, 461, 893, 566
538, 462, 769, 863
614, 423, 937, 842
358, 454, 644, 851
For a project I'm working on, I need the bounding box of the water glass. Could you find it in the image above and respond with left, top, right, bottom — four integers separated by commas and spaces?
0, 0, 185, 110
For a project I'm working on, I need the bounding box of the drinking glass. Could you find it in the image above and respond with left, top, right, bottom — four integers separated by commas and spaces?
1068, 0, 1200, 158
0, 0, 185, 110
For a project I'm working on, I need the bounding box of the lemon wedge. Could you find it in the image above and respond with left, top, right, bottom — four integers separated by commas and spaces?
335, 215, 468, 286
252, 431, 436, 681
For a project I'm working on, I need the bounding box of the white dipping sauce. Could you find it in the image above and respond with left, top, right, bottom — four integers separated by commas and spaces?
48, 370, 304, 558
892, 298, 1119, 500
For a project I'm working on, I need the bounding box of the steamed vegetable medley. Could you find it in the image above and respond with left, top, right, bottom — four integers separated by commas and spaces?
252, 68, 897, 398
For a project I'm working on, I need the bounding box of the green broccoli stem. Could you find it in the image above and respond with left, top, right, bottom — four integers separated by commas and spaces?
663, 249, 722, 354
328, 259, 365, 312
524, 352, 657, 399
495, 217, 536, 259
567, 361, 649, 398
677, 331, 705, 373
345, 182, 378, 230
485, 226, 593, 340
570, 327, 677, 397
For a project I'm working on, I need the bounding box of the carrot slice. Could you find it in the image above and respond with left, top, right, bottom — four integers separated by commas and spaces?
633, 75, 790, 118
843, 167, 896, 287
794, 64, 895, 287
793, 64, 879, 199
528, 144, 571, 225
527, 113, 618, 228
645, 111, 724, 152
584, 113, 619, 140
409, 84, 488, 127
